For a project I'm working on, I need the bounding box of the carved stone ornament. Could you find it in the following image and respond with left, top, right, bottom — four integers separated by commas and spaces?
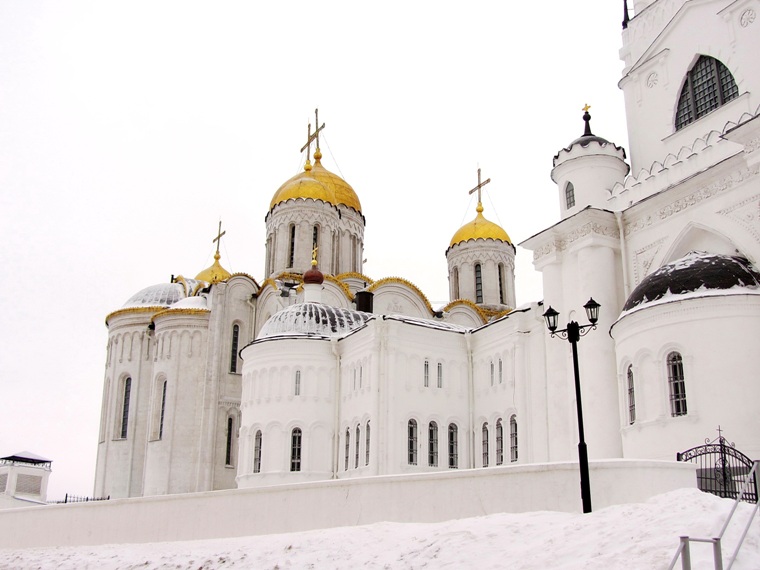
718, 194, 760, 244
646, 73, 659, 88
740, 9, 756, 27
532, 222, 619, 261
745, 136, 760, 154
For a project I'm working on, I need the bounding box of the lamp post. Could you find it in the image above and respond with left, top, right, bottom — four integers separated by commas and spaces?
542, 297, 600, 514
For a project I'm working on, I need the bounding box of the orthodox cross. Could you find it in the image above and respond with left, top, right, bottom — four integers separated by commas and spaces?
468, 167, 491, 204
583, 103, 591, 112
717, 425, 723, 439
300, 108, 326, 162
212, 220, 226, 255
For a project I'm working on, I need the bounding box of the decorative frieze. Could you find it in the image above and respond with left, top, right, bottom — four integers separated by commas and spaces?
532, 222, 619, 261
718, 194, 760, 244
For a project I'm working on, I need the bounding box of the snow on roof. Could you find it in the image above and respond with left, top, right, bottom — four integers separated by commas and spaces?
258, 302, 374, 339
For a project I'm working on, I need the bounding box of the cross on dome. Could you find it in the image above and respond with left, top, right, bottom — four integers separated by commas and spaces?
212, 220, 226, 255
468, 167, 491, 206
300, 108, 326, 166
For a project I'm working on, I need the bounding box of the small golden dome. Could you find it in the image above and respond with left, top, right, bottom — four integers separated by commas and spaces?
449, 203, 511, 248
269, 155, 362, 213
195, 252, 232, 284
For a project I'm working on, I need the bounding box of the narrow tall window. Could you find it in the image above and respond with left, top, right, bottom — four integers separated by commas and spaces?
225, 416, 234, 466
452, 267, 460, 299
668, 352, 687, 416
365, 421, 371, 466
351, 236, 358, 272
490, 361, 495, 386
437, 362, 443, 388
230, 324, 240, 373
448, 424, 458, 469
498, 359, 503, 384
424, 360, 430, 388
498, 263, 506, 304
288, 224, 296, 268
509, 415, 518, 462
565, 182, 575, 209
312, 225, 319, 262
428, 421, 438, 467
355, 425, 360, 469
120, 377, 131, 439
475, 263, 483, 303
482, 422, 489, 467
290, 428, 302, 472
627, 365, 636, 425
496, 419, 504, 466
295, 370, 301, 396
253, 430, 262, 473
408, 419, 418, 465
675, 56, 739, 130
158, 380, 167, 440
345, 428, 350, 470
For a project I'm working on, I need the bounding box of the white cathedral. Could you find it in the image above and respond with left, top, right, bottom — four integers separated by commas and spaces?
94, 0, 760, 500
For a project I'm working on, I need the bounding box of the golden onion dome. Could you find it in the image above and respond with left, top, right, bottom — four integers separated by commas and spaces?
449, 203, 511, 248
195, 251, 232, 284
269, 150, 362, 213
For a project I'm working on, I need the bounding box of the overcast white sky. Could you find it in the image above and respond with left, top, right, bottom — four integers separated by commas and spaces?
0, 1, 631, 499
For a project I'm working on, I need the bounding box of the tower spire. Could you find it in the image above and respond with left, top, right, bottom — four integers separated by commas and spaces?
582, 104, 593, 137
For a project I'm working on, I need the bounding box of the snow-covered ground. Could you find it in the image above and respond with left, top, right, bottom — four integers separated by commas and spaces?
1, 489, 758, 569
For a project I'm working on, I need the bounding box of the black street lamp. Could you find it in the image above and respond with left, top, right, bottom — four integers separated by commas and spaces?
542, 297, 600, 514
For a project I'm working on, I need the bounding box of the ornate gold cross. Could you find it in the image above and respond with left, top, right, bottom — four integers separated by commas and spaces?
212, 220, 226, 254
468, 167, 491, 204
582, 103, 591, 112
300, 108, 326, 161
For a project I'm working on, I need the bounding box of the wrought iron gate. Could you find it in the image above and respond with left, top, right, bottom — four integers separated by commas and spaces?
677, 433, 758, 503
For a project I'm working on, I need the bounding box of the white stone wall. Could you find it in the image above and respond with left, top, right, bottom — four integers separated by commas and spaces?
446, 239, 516, 308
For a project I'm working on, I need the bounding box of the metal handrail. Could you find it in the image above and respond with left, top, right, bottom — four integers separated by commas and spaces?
667, 460, 759, 570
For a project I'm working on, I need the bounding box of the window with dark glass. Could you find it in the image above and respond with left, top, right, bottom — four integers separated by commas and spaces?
448, 423, 458, 469
499, 264, 506, 304
565, 182, 575, 209
158, 380, 167, 440
424, 360, 429, 388
225, 416, 234, 466
290, 428, 302, 472
475, 263, 483, 303
408, 419, 418, 465
510, 415, 518, 462
675, 56, 738, 130
288, 224, 296, 268
482, 422, 489, 467
355, 425, 360, 469
345, 428, 350, 470
668, 352, 687, 416
627, 365, 636, 425
428, 421, 438, 467
120, 377, 131, 439
230, 324, 240, 373
496, 419, 504, 465
253, 430, 262, 473
452, 267, 459, 299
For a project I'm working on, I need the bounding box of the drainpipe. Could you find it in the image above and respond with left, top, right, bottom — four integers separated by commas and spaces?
331, 337, 341, 478
615, 211, 631, 299
465, 330, 475, 469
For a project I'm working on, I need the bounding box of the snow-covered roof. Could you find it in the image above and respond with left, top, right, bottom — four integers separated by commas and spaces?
258, 302, 373, 339
122, 279, 203, 309
383, 314, 469, 333
622, 251, 760, 313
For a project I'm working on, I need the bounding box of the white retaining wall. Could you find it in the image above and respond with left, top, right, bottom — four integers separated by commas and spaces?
0, 459, 696, 549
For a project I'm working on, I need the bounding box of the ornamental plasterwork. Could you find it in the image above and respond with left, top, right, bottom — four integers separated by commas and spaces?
219, 398, 241, 409
447, 248, 515, 268
625, 165, 760, 237
531, 222, 619, 261
626, 0, 682, 50
387, 300, 403, 313
740, 9, 756, 27
633, 239, 665, 285
646, 72, 658, 88
718, 194, 760, 243
745, 137, 760, 154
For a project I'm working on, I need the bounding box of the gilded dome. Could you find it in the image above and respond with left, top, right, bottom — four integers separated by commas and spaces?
269, 152, 362, 213
449, 203, 511, 248
195, 252, 232, 284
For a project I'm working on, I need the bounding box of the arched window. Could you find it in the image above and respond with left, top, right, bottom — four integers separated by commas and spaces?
509, 415, 518, 462
496, 419, 504, 465
565, 182, 575, 209
365, 421, 371, 466
294, 370, 301, 396
225, 416, 234, 466
288, 224, 296, 268
667, 352, 687, 416
120, 377, 131, 439
408, 419, 418, 465
351, 236, 358, 273
290, 428, 302, 472
312, 225, 319, 262
475, 263, 483, 303
355, 425, 360, 469
345, 428, 350, 470
424, 359, 430, 388
627, 365, 636, 425
437, 362, 443, 388
498, 358, 503, 384
428, 421, 438, 467
452, 267, 460, 299
490, 361, 495, 386
229, 324, 240, 373
498, 263, 506, 304
158, 380, 167, 440
448, 424, 458, 469
253, 430, 262, 473
482, 422, 489, 467
676, 56, 739, 131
